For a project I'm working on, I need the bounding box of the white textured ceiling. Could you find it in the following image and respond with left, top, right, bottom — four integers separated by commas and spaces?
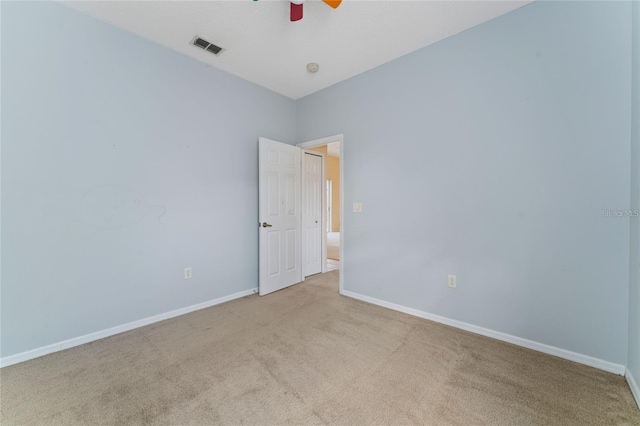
61, 0, 530, 99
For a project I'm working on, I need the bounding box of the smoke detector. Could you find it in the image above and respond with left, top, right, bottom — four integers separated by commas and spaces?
306, 63, 319, 73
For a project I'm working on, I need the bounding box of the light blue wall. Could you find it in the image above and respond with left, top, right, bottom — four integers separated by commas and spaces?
629, 0, 640, 383
298, 1, 632, 364
1, 2, 296, 358
1, 0, 636, 368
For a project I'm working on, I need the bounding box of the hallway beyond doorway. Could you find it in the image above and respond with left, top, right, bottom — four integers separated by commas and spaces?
327, 232, 340, 261
327, 231, 340, 271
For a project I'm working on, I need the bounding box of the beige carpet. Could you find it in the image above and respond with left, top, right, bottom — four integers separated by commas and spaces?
1, 271, 639, 425
327, 232, 339, 261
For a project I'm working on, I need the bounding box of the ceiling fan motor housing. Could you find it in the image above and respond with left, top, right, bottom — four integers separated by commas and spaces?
290, 0, 303, 21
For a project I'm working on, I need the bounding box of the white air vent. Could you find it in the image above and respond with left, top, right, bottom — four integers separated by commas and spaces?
191, 36, 224, 56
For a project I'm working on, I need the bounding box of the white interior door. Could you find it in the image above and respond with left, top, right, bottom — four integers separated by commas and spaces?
258, 137, 302, 296
302, 152, 323, 277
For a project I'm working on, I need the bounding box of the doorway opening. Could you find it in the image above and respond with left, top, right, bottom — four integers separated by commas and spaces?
299, 136, 343, 281
258, 135, 343, 297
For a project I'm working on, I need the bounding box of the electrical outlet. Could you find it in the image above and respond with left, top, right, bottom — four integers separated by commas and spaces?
448, 274, 456, 288
184, 267, 192, 279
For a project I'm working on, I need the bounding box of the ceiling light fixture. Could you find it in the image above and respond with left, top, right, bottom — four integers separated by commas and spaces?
307, 63, 319, 73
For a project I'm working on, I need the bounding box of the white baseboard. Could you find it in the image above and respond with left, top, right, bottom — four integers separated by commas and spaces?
340, 289, 626, 375
627, 368, 640, 410
0, 287, 258, 368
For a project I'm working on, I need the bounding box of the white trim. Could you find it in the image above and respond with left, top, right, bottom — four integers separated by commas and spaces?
339, 136, 344, 294
298, 134, 343, 149
0, 287, 258, 368
297, 134, 344, 294
340, 289, 626, 375
627, 368, 640, 410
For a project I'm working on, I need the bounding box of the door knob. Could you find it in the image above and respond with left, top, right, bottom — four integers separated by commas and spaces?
261, 222, 273, 228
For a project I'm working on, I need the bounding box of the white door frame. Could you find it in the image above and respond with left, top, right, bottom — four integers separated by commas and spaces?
302, 150, 327, 276
326, 178, 333, 232
297, 134, 344, 294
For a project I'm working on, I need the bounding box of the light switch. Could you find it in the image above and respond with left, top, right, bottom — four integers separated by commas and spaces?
353, 202, 362, 213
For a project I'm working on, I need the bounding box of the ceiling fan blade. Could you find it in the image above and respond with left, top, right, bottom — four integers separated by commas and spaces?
290, 2, 303, 21
322, 0, 342, 9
